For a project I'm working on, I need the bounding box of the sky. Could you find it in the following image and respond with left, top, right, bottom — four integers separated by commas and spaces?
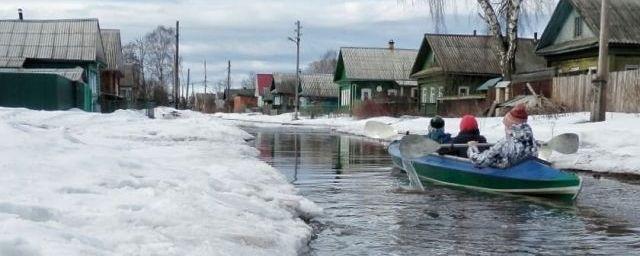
2, 0, 554, 93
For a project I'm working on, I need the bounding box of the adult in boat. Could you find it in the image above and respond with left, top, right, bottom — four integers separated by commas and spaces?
426, 116, 451, 144
445, 115, 487, 157
467, 104, 538, 168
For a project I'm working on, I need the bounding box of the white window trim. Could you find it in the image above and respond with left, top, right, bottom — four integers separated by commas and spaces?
421, 88, 428, 103
458, 86, 470, 96
361, 88, 372, 101
411, 88, 418, 98
387, 89, 398, 97
625, 64, 639, 71
429, 87, 437, 103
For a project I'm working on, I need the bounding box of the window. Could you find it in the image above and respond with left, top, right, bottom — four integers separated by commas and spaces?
341, 89, 351, 106
429, 87, 437, 103
411, 88, 418, 98
387, 89, 398, 97
438, 86, 444, 98
574, 16, 583, 38
421, 88, 428, 103
568, 67, 580, 72
458, 86, 470, 96
274, 96, 281, 105
361, 88, 372, 101
625, 65, 639, 71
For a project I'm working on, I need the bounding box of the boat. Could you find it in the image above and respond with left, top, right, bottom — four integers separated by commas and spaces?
388, 140, 582, 200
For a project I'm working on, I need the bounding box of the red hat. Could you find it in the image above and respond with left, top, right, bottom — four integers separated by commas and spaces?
503, 104, 528, 127
459, 115, 479, 132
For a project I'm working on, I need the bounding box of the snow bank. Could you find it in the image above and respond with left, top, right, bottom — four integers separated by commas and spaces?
0, 107, 320, 256
215, 112, 640, 175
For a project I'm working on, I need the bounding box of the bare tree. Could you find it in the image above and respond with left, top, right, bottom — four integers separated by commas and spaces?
240, 72, 256, 89
144, 26, 176, 89
305, 50, 338, 74
412, 0, 549, 80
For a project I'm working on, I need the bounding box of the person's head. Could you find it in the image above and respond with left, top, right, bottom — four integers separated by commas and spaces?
503, 104, 528, 135
459, 115, 479, 133
429, 116, 445, 131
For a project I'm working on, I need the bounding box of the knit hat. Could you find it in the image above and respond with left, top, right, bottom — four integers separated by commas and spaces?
430, 116, 445, 129
459, 115, 479, 132
503, 104, 528, 127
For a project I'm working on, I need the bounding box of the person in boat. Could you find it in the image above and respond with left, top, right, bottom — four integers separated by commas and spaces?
426, 116, 451, 144
444, 115, 487, 157
467, 104, 538, 168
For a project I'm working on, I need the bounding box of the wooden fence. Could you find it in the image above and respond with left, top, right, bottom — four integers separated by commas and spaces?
552, 69, 640, 113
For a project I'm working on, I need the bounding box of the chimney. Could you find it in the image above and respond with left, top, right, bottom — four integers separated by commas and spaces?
388, 39, 395, 50
473, 30, 477, 36
18, 8, 23, 20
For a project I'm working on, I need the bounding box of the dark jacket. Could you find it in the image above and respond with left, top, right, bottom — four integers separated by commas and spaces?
468, 123, 538, 168
443, 129, 487, 157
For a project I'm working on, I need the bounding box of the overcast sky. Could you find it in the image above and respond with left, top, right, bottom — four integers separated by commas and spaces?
3, 0, 554, 92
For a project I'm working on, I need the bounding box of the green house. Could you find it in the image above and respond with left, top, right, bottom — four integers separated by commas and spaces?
299, 74, 339, 116
270, 73, 298, 115
537, 0, 640, 74
334, 44, 418, 115
0, 18, 107, 111
411, 34, 544, 116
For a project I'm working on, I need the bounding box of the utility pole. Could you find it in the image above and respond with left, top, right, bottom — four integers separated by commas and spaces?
288, 20, 301, 120
227, 60, 231, 112
174, 20, 180, 109
185, 68, 190, 109
203, 60, 207, 94
591, 0, 609, 122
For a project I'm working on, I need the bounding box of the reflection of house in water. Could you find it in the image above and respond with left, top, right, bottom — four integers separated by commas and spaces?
255, 132, 274, 160
336, 136, 389, 169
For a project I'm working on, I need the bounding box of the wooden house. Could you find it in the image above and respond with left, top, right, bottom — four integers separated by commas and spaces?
120, 63, 142, 107
99, 29, 125, 113
0, 18, 107, 112
411, 34, 545, 116
270, 73, 298, 114
299, 74, 339, 115
255, 73, 274, 111
537, 0, 640, 74
334, 42, 419, 115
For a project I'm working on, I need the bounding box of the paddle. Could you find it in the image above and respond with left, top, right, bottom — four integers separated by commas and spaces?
364, 120, 398, 139
399, 133, 580, 159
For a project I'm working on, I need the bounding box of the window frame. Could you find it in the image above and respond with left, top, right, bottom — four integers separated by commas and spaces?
458, 86, 470, 97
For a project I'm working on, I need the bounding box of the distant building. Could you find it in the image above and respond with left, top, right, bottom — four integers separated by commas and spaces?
99, 29, 125, 113
536, 0, 640, 74
270, 73, 298, 114
255, 73, 273, 109
299, 74, 339, 116
120, 63, 142, 107
411, 34, 545, 116
0, 18, 107, 111
227, 88, 257, 113
334, 41, 418, 115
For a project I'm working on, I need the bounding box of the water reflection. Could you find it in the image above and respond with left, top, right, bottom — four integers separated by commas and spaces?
246, 127, 640, 255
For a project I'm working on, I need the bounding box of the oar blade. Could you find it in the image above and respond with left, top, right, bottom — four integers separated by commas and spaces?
548, 133, 580, 154
364, 120, 396, 139
399, 135, 440, 159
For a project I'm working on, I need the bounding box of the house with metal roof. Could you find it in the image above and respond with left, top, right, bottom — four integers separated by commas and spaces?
255, 73, 274, 110
411, 34, 545, 116
269, 73, 298, 114
0, 18, 106, 111
299, 74, 339, 116
537, 0, 640, 74
334, 42, 418, 115
100, 29, 125, 112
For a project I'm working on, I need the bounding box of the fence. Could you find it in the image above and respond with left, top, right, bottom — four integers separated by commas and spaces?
552, 69, 640, 113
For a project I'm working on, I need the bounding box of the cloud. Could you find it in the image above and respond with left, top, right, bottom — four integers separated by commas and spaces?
2, 0, 552, 88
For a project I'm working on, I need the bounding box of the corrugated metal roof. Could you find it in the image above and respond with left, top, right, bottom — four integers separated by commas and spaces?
414, 34, 545, 76
0, 67, 84, 82
271, 73, 298, 95
300, 74, 338, 98
537, 0, 640, 55
338, 47, 418, 81
0, 57, 25, 67
100, 29, 124, 73
0, 19, 105, 67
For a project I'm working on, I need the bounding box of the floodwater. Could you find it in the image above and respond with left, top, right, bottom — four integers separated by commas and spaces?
245, 127, 640, 256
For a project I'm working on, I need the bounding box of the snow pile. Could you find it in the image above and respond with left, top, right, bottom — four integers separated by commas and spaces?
215, 112, 640, 175
0, 107, 320, 256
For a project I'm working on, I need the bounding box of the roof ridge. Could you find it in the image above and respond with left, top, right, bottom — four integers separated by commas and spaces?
340, 46, 418, 51
0, 18, 99, 22
425, 33, 537, 41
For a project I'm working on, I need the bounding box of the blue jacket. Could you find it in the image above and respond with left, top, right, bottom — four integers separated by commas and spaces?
426, 127, 452, 144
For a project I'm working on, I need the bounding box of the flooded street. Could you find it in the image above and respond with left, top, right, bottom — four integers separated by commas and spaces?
245, 127, 640, 255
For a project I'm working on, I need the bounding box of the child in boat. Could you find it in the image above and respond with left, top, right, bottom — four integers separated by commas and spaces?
446, 115, 487, 157
467, 104, 538, 168
426, 116, 451, 143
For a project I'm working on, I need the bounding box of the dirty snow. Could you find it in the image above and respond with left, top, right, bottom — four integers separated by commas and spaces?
215, 112, 640, 175
0, 107, 320, 256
